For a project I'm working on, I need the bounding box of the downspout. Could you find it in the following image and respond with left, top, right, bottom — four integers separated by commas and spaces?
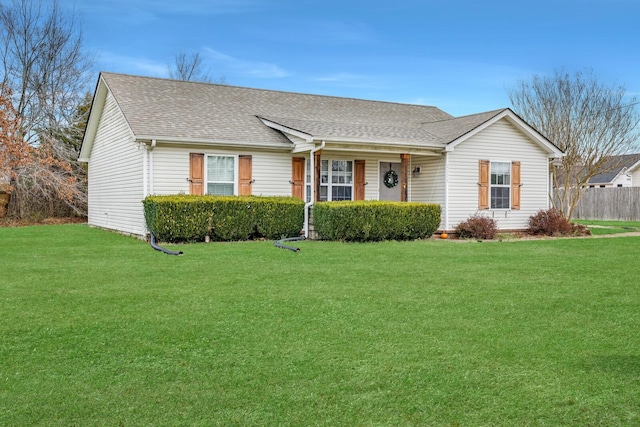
149, 139, 156, 195
304, 140, 325, 238
142, 140, 157, 237
444, 151, 450, 230
142, 141, 148, 199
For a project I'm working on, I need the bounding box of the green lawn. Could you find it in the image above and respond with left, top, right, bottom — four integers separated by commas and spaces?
573, 219, 640, 235
2, 224, 640, 426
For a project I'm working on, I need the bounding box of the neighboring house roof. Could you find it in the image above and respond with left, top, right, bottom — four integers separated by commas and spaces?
80, 72, 564, 161
588, 154, 640, 184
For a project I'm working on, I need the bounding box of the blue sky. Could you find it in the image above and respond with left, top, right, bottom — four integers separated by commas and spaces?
61, 0, 640, 117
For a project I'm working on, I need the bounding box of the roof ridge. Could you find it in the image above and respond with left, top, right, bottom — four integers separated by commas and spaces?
100, 71, 448, 112
421, 108, 508, 124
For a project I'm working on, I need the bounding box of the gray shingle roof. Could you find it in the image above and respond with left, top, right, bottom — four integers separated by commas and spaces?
589, 154, 640, 184
101, 72, 476, 146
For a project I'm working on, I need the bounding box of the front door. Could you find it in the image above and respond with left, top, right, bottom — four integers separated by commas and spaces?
379, 162, 402, 201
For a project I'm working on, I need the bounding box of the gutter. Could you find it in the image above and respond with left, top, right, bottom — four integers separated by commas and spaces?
304, 140, 325, 238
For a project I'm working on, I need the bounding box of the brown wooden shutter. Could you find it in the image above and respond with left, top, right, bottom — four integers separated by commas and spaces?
478, 159, 490, 210
511, 161, 521, 210
354, 159, 365, 200
291, 157, 305, 200
238, 155, 252, 196
189, 153, 204, 195
400, 154, 410, 202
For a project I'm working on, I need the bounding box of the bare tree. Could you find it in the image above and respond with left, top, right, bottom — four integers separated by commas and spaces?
0, 0, 92, 217
0, 0, 93, 142
508, 69, 640, 220
168, 51, 225, 84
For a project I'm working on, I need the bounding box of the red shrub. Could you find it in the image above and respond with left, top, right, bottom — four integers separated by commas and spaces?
454, 215, 498, 240
527, 208, 591, 236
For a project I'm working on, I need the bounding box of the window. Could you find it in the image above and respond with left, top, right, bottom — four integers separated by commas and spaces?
207, 155, 235, 195
490, 162, 510, 209
321, 160, 353, 201
304, 159, 355, 201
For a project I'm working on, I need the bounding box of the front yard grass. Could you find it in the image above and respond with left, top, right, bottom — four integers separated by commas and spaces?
2, 224, 640, 425
573, 219, 640, 235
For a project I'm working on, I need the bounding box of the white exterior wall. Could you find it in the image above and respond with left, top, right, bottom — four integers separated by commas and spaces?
87, 92, 145, 236
410, 155, 446, 228
611, 172, 632, 187
151, 146, 293, 196
631, 168, 640, 187
445, 119, 551, 230
319, 150, 410, 200
150, 148, 422, 202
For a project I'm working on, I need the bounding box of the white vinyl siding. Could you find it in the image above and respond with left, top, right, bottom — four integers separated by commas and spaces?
445, 118, 550, 230
632, 168, 640, 187
151, 146, 294, 197
410, 156, 446, 205
86, 92, 145, 236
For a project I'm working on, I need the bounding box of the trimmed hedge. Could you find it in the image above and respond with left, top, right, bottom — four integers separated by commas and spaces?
313, 201, 441, 242
143, 195, 304, 242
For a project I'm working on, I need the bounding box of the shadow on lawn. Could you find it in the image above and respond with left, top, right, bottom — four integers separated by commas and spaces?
587, 355, 640, 376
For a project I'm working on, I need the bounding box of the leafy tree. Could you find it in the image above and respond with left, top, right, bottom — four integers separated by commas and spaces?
0, 86, 84, 217
54, 91, 92, 158
0, 0, 91, 217
508, 69, 640, 220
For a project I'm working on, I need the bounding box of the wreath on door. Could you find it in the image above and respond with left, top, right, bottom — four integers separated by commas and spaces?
383, 164, 399, 188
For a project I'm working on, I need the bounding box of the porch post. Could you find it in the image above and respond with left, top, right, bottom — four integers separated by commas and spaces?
400, 153, 410, 202
314, 150, 322, 202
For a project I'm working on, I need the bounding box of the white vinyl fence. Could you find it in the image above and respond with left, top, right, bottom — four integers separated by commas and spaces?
570, 187, 640, 221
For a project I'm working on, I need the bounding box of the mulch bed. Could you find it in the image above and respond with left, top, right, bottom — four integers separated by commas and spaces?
0, 217, 87, 228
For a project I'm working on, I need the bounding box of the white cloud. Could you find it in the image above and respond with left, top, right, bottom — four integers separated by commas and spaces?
99, 52, 168, 77
313, 72, 383, 89
202, 48, 291, 79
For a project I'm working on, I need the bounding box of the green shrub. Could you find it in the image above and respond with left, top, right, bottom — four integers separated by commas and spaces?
254, 197, 305, 239
143, 195, 304, 242
454, 215, 498, 240
313, 201, 440, 242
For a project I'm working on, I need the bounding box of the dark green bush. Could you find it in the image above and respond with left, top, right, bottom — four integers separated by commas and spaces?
143, 195, 304, 242
313, 201, 440, 242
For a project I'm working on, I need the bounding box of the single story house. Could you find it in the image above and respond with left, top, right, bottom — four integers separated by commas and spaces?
587, 154, 640, 188
79, 72, 564, 238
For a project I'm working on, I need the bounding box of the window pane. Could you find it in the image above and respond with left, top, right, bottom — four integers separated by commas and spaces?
491, 187, 510, 209
491, 162, 510, 186
208, 183, 234, 196
331, 160, 353, 184
319, 185, 328, 201
208, 156, 234, 181
332, 186, 352, 201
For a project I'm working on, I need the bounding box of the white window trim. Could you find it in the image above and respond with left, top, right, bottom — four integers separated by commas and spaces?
490, 160, 511, 210
315, 158, 355, 201
205, 154, 238, 196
